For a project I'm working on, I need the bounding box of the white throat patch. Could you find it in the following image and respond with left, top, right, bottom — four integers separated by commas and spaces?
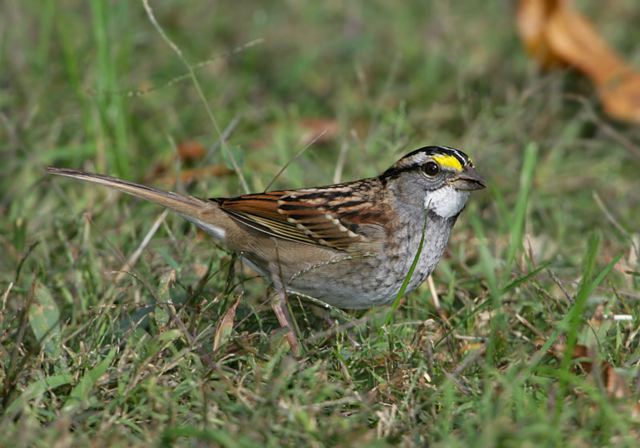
424, 186, 469, 219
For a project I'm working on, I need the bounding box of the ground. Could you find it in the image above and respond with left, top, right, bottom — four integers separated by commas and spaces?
1, 0, 640, 446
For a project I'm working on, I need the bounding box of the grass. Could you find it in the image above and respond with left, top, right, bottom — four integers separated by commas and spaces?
2, 0, 640, 446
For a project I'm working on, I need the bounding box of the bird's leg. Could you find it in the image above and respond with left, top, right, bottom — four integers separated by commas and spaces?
270, 290, 300, 356
268, 261, 301, 355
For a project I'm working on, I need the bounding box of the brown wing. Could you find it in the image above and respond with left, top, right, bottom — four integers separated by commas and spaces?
214, 181, 388, 252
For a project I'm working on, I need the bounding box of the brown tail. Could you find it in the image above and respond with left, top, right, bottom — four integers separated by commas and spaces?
46, 167, 208, 217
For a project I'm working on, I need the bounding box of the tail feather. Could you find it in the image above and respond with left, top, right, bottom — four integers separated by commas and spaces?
46, 167, 208, 217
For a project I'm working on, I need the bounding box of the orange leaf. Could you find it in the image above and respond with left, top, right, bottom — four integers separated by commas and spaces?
517, 0, 640, 123
598, 72, 640, 124
516, 0, 564, 68
544, 4, 626, 86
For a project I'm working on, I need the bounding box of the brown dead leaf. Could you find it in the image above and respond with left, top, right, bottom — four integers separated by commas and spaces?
598, 72, 640, 124
603, 363, 628, 399
517, 0, 640, 123
298, 118, 340, 144
213, 296, 241, 352
177, 140, 206, 163
516, 0, 565, 68
633, 402, 640, 419
571, 343, 593, 373
544, 2, 626, 86
150, 164, 234, 187
146, 140, 235, 185
551, 342, 630, 400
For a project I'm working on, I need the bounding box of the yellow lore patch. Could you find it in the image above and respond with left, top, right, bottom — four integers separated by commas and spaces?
432, 154, 463, 171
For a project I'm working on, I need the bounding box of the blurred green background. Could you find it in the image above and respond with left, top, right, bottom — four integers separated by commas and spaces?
1, 0, 640, 446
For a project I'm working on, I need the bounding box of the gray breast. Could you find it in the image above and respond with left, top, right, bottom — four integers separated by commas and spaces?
283, 210, 457, 309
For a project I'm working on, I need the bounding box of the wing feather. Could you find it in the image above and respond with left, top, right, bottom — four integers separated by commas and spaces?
214, 183, 387, 252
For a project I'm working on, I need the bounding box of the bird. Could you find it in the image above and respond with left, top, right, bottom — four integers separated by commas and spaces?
47, 145, 485, 354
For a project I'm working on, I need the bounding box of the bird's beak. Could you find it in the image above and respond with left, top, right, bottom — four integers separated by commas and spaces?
448, 166, 486, 191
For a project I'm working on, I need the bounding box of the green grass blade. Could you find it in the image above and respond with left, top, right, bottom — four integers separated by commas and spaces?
504, 142, 538, 277
28, 283, 61, 358
90, 0, 130, 177
555, 233, 622, 419
4, 373, 73, 418
160, 426, 255, 448
62, 347, 116, 412
384, 215, 427, 325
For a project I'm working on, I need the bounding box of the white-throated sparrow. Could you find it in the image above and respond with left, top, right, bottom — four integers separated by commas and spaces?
48, 145, 485, 353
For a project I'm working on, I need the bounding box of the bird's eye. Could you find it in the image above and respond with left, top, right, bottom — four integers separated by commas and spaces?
423, 161, 440, 176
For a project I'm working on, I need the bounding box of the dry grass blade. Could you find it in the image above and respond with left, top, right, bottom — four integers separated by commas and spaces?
141, 0, 250, 192
112, 210, 169, 284
213, 296, 241, 352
